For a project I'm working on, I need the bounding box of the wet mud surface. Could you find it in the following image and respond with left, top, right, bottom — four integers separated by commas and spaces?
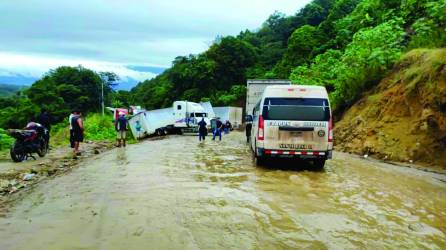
0, 132, 445, 249
0, 141, 112, 196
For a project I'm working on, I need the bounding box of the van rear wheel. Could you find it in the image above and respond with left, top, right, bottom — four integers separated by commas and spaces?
313, 159, 326, 170
256, 156, 265, 166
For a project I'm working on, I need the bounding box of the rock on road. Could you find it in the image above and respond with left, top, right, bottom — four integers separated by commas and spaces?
0, 132, 445, 249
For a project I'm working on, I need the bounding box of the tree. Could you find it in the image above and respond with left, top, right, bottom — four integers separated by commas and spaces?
26, 66, 109, 121
274, 25, 322, 78
206, 36, 257, 90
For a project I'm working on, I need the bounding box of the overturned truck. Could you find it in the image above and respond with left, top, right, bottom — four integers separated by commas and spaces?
128, 101, 212, 138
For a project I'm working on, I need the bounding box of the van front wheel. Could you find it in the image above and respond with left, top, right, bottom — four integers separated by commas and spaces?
313, 159, 326, 170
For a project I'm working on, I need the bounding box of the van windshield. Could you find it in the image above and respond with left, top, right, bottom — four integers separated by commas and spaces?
262, 98, 330, 121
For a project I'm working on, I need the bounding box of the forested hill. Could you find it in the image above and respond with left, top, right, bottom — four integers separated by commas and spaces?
0, 84, 24, 97
131, 0, 446, 112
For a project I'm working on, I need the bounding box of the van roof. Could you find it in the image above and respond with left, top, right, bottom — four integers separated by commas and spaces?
262, 85, 329, 99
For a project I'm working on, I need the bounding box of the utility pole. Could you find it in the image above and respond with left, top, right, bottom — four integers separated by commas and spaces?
101, 81, 104, 116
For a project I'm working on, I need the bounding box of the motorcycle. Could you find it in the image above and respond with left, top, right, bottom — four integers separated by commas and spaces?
8, 125, 49, 162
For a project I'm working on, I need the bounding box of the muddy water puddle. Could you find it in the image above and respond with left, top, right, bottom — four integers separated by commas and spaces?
0, 132, 445, 249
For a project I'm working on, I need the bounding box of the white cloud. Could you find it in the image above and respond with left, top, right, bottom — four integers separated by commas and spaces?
0, 52, 157, 82
0, 0, 312, 86
0, 0, 310, 64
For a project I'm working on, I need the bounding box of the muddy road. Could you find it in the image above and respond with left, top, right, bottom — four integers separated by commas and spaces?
0, 132, 445, 249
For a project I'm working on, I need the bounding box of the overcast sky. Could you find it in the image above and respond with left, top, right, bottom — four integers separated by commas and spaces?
0, 0, 311, 86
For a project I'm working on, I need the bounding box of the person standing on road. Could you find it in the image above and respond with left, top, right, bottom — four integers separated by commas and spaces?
198, 117, 207, 141
224, 120, 231, 134
135, 120, 142, 140
71, 110, 84, 156
212, 118, 223, 141
245, 122, 252, 143
68, 110, 79, 148
115, 112, 128, 147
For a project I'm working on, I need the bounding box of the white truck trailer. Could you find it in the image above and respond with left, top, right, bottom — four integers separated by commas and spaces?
213, 107, 243, 129
128, 101, 211, 138
246, 79, 291, 115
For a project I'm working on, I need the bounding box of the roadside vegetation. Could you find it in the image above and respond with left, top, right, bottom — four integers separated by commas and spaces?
0, 129, 14, 158
0, 113, 131, 159
335, 48, 446, 168
51, 113, 136, 146
0, 66, 124, 157
50, 113, 135, 148
0, 84, 25, 97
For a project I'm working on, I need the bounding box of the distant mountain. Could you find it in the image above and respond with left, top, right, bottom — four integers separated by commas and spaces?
0, 75, 38, 86
126, 65, 166, 75
0, 83, 26, 97
113, 65, 166, 90
0, 64, 166, 91
115, 77, 140, 91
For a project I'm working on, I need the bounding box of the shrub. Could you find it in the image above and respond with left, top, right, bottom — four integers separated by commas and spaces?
50, 113, 131, 147
83, 114, 117, 141
0, 128, 14, 151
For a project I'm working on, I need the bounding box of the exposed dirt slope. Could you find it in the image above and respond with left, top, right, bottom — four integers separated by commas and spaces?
335, 49, 446, 169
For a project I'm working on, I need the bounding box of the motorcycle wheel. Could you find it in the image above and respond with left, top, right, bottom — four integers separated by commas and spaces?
37, 139, 48, 157
10, 142, 26, 162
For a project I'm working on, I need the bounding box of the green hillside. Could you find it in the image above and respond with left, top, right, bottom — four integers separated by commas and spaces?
130, 0, 446, 113
335, 48, 446, 168
0, 84, 24, 97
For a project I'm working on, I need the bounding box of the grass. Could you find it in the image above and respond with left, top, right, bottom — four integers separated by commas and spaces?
51, 113, 136, 147
1, 113, 135, 156
0, 128, 14, 157
83, 114, 117, 141
398, 48, 446, 94
367, 93, 382, 103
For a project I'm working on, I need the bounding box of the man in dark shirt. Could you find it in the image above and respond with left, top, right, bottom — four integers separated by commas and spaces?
115, 112, 128, 147
198, 118, 207, 141
212, 118, 223, 141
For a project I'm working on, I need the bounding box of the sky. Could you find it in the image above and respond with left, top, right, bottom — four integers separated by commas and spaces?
0, 0, 311, 89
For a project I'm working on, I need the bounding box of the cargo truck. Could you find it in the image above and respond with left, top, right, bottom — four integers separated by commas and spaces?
213, 107, 243, 129
246, 79, 291, 115
128, 101, 212, 138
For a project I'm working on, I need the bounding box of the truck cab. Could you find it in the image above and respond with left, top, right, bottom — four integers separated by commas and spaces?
173, 101, 211, 130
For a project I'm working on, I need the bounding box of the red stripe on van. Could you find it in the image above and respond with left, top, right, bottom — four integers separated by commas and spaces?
264, 150, 326, 155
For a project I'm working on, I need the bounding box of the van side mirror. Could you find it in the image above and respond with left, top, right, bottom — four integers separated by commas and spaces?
245, 115, 253, 122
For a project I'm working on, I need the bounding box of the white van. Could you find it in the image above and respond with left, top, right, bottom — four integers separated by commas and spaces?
248, 85, 333, 169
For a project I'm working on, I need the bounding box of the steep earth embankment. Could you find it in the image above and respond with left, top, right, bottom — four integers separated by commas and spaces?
335, 49, 446, 169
